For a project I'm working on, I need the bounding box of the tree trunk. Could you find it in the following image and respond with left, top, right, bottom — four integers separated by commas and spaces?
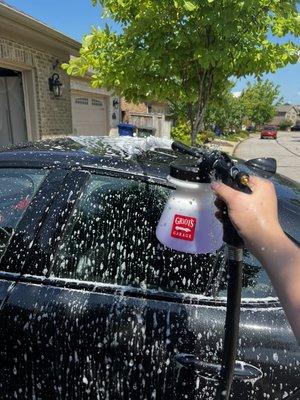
190, 104, 207, 146
189, 72, 214, 146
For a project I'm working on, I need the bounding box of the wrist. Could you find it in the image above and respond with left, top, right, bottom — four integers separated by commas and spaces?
245, 224, 286, 261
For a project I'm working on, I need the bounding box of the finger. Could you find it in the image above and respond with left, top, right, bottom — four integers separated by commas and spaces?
247, 175, 267, 191
211, 182, 237, 205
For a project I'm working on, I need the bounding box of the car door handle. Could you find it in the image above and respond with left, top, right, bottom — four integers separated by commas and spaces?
173, 353, 263, 382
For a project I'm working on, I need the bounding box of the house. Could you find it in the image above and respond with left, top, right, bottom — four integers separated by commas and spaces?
121, 99, 173, 138
0, 0, 120, 146
270, 104, 299, 127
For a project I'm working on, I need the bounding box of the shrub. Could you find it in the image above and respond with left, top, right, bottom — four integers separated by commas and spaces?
278, 119, 293, 131
171, 121, 192, 146
198, 131, 215, 144
236, 131, 249, 139
222, 131, 249, 142
171, 122, 215, 146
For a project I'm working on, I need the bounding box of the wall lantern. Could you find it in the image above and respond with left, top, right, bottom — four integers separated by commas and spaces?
49, 73, 62, 97
113, 98, 119, 109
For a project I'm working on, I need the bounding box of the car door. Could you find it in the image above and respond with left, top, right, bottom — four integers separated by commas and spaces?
0, 171, 299, 400
0, 167, 64, 306
0, 168, 88, 399
0, 167, 49, 314
215, 249, 300, 399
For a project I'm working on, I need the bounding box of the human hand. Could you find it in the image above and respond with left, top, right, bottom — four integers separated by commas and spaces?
213, 176, 300, 343
211, 176, 284, 257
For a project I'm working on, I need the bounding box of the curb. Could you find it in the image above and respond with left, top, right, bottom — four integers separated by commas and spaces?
232, 137, 249, 157
207, 138, 244, 157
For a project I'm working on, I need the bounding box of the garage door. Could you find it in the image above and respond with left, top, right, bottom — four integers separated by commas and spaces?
72, 95, 108, 136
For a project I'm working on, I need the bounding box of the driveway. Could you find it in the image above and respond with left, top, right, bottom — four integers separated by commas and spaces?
234, 131, 300, 183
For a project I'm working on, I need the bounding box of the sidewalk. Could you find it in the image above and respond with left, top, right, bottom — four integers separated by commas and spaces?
206, 138, 242, 156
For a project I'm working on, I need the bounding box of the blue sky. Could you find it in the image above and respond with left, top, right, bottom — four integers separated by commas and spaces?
6, 0, 300, 104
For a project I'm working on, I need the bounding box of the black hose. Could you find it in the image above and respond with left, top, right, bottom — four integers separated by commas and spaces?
216, 247, 243, 400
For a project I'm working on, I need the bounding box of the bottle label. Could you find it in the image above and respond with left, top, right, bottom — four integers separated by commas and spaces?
171, 214, 197, 241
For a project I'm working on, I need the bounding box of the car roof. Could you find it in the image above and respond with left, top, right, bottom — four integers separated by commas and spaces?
0, 136, 175, 179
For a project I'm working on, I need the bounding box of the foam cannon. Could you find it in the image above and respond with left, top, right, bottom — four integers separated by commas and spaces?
156, 141, 277, 400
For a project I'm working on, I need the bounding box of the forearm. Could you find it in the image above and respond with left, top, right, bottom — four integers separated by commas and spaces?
212, 177, 300, 342
249, 228, 300, 343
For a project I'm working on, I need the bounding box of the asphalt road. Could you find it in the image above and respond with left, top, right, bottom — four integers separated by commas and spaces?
234, 131, 300, 183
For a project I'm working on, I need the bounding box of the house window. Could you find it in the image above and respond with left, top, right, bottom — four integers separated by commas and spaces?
147, 105, 153, 113
75, 98, 89, 105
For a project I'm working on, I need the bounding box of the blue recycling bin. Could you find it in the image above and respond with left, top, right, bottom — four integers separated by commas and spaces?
214, 125, 222, 137
118, 123, 135, 137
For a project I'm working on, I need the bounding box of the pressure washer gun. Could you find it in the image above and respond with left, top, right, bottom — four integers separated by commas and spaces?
156, 141, 276, 400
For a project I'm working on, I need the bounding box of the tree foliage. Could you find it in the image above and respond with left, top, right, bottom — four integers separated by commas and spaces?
204, 88, 245, 133
204, 80, 282, 132
63, 0, 300, 144
241, 80, 282, 127
279, 118, 293, 130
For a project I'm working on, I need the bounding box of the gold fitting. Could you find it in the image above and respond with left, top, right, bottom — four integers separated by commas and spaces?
240, 175, 249, 186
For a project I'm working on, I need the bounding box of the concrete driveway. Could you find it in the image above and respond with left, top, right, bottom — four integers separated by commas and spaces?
234, 131, 300, 183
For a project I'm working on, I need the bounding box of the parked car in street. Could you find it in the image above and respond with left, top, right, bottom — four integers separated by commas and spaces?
291, 122, 300, 132
0, 137, 299, 400
246, 125, 256, 132
260, 125, 278, 139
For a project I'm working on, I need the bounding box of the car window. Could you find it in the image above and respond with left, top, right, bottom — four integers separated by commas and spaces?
0, 168, 47, 261
217, 250, 276, 299
51, 175, 275, 299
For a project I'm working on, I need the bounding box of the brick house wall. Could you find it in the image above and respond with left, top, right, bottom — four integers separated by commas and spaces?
121, 99, 147, 122
0, 37, 73, 137
121, 98, 172, 138
121, 99, 170, 121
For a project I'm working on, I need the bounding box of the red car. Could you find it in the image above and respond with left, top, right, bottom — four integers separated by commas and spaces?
261, 125, 278, 139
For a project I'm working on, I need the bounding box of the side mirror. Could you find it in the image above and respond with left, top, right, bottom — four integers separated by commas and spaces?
245, 157, 277, 177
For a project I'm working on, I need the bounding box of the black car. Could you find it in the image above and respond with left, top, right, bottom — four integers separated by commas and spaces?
291, 123, 300, 132
246, 125, 256, 132
0, 137, 299, 400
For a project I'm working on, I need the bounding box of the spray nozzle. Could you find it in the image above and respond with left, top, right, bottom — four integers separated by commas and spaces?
171, 141, 250, 188
172, 141, 204, 159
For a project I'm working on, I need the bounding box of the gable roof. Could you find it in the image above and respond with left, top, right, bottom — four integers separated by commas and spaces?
276, 104, 298, 114
0, 0, 80, 55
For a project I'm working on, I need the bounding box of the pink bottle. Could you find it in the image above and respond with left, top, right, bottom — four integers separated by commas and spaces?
156, 157, 223, 254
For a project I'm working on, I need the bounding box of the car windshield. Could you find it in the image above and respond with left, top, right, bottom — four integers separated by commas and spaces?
264, 126, 276, 130
51, 175, 283, 300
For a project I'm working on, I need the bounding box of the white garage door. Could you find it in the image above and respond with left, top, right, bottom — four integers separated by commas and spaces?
72, 95, 108, 136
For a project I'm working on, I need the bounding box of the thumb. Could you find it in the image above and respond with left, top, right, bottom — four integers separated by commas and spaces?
211, 182, 237, 205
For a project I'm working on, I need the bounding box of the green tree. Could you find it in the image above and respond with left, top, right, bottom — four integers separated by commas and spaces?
241, 80, 283, 127
204, 88, 245, 133
278, 118, 293, 130
63, 0, 300, 145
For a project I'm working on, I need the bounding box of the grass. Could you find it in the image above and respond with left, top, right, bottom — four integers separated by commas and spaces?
221, 131, 249, 142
